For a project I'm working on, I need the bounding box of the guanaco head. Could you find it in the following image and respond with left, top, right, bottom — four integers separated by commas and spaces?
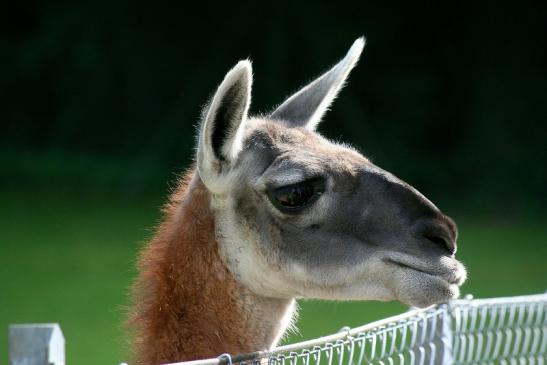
196, 38, 466, 308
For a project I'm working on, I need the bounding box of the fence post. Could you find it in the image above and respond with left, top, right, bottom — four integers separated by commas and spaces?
9, 324, 65, 365
440, 304, 454, 365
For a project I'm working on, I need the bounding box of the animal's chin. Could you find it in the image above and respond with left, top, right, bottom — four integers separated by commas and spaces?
384, 257, 467, 308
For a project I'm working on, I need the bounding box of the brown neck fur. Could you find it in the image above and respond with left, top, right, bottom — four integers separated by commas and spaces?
129, 168, 293, 365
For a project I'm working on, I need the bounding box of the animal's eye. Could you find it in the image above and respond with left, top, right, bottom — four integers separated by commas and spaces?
267, 177, 326, 213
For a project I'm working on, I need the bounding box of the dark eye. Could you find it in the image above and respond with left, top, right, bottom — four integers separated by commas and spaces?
267, 177, 326, 213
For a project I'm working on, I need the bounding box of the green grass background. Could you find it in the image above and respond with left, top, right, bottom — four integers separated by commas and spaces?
1, 190, 546, 365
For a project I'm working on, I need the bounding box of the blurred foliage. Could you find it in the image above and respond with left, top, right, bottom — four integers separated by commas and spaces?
2, 1, 546, 214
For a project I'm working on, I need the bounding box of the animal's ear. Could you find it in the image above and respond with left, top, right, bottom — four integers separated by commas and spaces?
270, 37, 365, 130
197, 60, 252, 181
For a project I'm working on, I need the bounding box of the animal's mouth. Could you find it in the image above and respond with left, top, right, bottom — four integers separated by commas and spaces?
381, 255, 467, 307
384, 257, 466, 286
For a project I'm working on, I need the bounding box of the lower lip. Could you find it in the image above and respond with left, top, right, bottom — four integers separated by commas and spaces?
385, 259, 459, 284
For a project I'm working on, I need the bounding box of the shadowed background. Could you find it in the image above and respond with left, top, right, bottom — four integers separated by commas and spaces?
1, 1, 546, 364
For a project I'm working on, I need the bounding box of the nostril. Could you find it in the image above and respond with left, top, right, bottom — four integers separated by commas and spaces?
424, 234, 446, 247
423, 234, 455, 255
415, 220, 457, 255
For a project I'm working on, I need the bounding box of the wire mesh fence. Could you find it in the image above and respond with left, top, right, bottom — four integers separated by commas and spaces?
451, 295, 547, 364
168, 293, 547, 365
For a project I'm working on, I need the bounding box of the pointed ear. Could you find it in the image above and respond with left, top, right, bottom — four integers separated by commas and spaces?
270, 37, 365, 130
197, 60, 252, 180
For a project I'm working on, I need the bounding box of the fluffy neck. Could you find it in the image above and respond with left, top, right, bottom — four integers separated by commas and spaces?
130, 169, 295, 365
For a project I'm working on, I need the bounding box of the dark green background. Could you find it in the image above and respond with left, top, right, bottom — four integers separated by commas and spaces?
1, 2, 546, 364
3, 1, 546, 211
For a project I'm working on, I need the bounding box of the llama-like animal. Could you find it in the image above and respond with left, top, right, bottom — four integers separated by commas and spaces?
130, 38, 467, 365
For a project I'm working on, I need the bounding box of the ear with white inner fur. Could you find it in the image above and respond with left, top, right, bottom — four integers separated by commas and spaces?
197, 60, 252, 185
270, 37, 365, 130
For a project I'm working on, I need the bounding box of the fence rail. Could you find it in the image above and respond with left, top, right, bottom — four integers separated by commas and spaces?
8, 293, 547, 365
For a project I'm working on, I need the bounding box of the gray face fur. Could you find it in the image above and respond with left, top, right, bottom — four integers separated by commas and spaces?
197, 38, 466, 308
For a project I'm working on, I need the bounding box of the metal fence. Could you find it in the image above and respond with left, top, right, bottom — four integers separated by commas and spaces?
8, 293, 547, 365
168, 293, 547, 365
